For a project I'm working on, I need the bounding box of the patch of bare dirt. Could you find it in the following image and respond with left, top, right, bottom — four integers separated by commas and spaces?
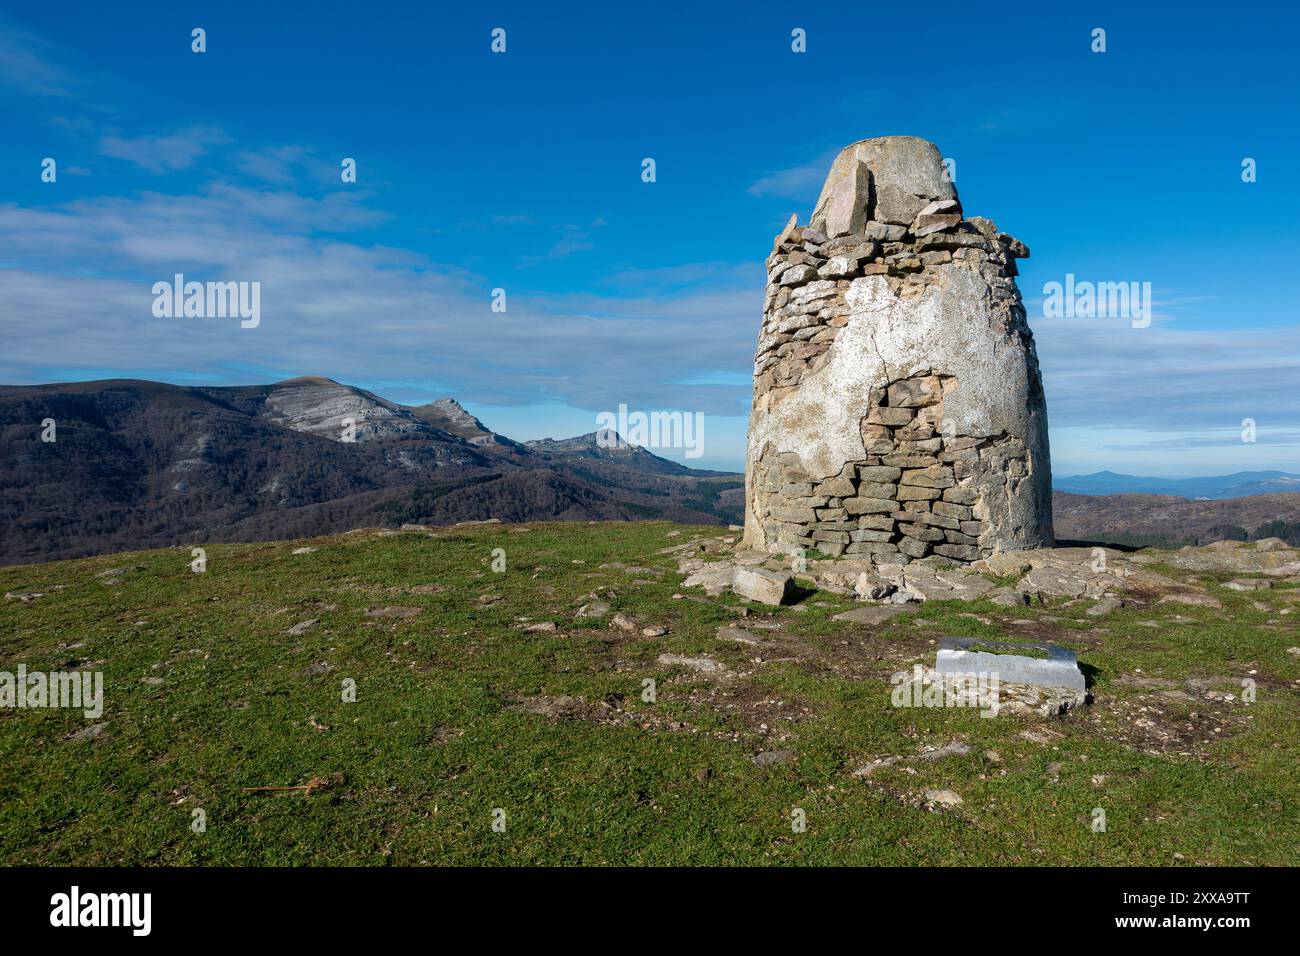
1069, 673, 1256, 759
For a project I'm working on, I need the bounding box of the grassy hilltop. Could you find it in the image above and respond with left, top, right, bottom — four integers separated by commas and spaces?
1, 521, 1297, 866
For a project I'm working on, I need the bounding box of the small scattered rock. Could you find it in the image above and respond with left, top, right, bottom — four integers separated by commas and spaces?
4, 591, 44, 603
68, 723, 107, 741
366, 606, 421, 618
716, 625, 760, 645
925, 789, 963, 806
854, 572, 895, 600
918, 742, 971, 762
657, 654, 726, 674
1086, 595, 1125, 617
95, 566, 142, 586
1224, 578, 1271, 592
989, 589, 1032, 606
833, 604, 910, 624
753, 749, 794, 767
1159, 593, 1222, 609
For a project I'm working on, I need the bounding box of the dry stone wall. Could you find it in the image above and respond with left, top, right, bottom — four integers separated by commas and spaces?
744, 136, 1053, 566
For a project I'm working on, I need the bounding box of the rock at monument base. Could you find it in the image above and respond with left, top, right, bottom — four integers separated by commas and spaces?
732, 567, 796, 605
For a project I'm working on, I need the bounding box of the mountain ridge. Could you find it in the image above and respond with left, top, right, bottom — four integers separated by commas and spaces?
0, 377, 743, 565
1056, 470, 1300, 499
5, 377, 1298, 565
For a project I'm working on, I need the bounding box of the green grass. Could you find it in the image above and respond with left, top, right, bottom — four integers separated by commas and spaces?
1, 521, 1297, 865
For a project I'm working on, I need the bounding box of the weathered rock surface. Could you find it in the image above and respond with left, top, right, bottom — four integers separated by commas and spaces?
744, 135, 1052, 570
666, 533, 1294, 614
732, 567, 796, 605
810, 137, 957, 235
832, 604, 912, 624
1150, 543, 1300, 576
262, 376, 428, 441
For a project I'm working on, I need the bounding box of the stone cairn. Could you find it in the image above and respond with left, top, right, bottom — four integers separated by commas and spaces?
743, 135, 1053, 566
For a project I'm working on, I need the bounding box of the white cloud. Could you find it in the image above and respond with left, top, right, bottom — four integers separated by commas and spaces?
0, 187, 756, 417
3, 176, 1296, 474
99, 126, 232, 173
1033, 315, 1300, 435
747, 151, 835, 200
520, 219, 607, 266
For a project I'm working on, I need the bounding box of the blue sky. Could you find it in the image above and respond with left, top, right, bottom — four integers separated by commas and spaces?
1, 1, 1296, 475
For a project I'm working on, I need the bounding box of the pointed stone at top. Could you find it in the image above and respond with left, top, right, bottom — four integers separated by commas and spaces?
810, 136, 957, 238
773, 212, 800, 249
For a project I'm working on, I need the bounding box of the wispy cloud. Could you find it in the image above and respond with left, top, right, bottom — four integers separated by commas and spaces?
1097, 429, 1300, 452
601, 262, 757, 294
233, 145, 317, 186
0, 17, 77, 97
747, 151, 835, 200
0, 187, 754, 415
520, 219, 607, 266
99, 126, 232, 173
1034, 316, 1300, 435
4, 172, 1295, 439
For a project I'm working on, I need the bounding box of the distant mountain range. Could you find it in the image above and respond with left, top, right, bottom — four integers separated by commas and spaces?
1055, 470, 1300, 499
6, 377, 1298, 565
0, 377, 743, 565
1053, 491, 1300, 548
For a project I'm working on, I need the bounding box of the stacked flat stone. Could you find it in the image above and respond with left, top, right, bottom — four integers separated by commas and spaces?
744, 136, 1053, 567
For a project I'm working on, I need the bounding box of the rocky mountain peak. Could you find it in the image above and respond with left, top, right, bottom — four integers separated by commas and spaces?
260, 376, 423, 442
407, 397, 517, 448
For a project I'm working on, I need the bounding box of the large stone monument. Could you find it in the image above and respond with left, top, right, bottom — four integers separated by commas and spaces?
743, 135, 1053, 565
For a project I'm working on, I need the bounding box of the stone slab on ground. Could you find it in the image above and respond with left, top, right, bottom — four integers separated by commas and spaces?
936, 636, 1086, 691
833, 604, 912, 625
